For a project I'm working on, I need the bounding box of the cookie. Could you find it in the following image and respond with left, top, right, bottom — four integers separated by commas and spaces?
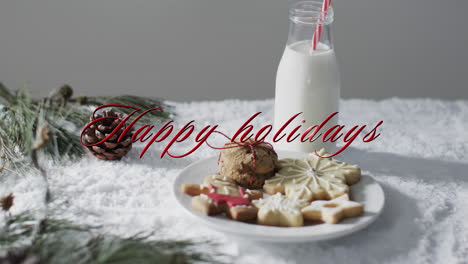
203, 174, 240, 196
181, 183, 210, 196
301, 194, 364, 224
263, 149, 361, 202
181, 175, 263, 221
252, 193, 308, 227
218, 140, 278, 189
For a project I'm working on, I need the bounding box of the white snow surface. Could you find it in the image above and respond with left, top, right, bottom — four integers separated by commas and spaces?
3, 98, 468, 263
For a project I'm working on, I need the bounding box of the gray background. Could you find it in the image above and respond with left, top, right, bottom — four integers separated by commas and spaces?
1, 0, 467, 101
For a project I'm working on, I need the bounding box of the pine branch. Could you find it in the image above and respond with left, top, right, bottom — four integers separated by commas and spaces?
0, 84, 174, 165
75, 94, 174, 122
0, 213, 224, 264
0, 83, 14, 104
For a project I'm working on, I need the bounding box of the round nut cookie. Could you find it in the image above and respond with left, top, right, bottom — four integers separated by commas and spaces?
218, 140, 278, 189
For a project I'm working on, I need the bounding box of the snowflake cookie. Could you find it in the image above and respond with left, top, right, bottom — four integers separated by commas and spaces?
263, 149, 361, 202
301, 194, 364, 224
252, 193, 308, 227
181, 174, 263, 221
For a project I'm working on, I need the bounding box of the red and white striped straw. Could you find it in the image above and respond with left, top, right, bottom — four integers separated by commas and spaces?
312, 0, 332, 51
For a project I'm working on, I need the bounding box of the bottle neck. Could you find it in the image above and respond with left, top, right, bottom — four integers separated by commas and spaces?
287, 23, 333, 50
287, 1, 334, 52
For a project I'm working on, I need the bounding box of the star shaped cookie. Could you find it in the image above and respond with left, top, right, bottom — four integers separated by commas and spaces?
301, 194, 364, 224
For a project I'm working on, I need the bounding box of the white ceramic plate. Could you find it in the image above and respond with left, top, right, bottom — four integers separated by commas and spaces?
173, 151, 385, 242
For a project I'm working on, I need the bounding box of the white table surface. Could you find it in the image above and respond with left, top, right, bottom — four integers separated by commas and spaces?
4, 98, 468, 263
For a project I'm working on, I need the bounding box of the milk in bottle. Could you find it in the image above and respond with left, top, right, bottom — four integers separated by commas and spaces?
274, 1, 339, 153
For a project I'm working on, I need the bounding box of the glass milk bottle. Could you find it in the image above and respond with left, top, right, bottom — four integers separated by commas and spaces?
274, 1, 339, 153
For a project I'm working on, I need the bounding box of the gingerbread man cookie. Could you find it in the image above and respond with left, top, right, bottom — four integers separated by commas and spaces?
252, 193, 308, 227
301, 194, 364, 224
263, 149, 361, 202
181, 174, 263, 221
